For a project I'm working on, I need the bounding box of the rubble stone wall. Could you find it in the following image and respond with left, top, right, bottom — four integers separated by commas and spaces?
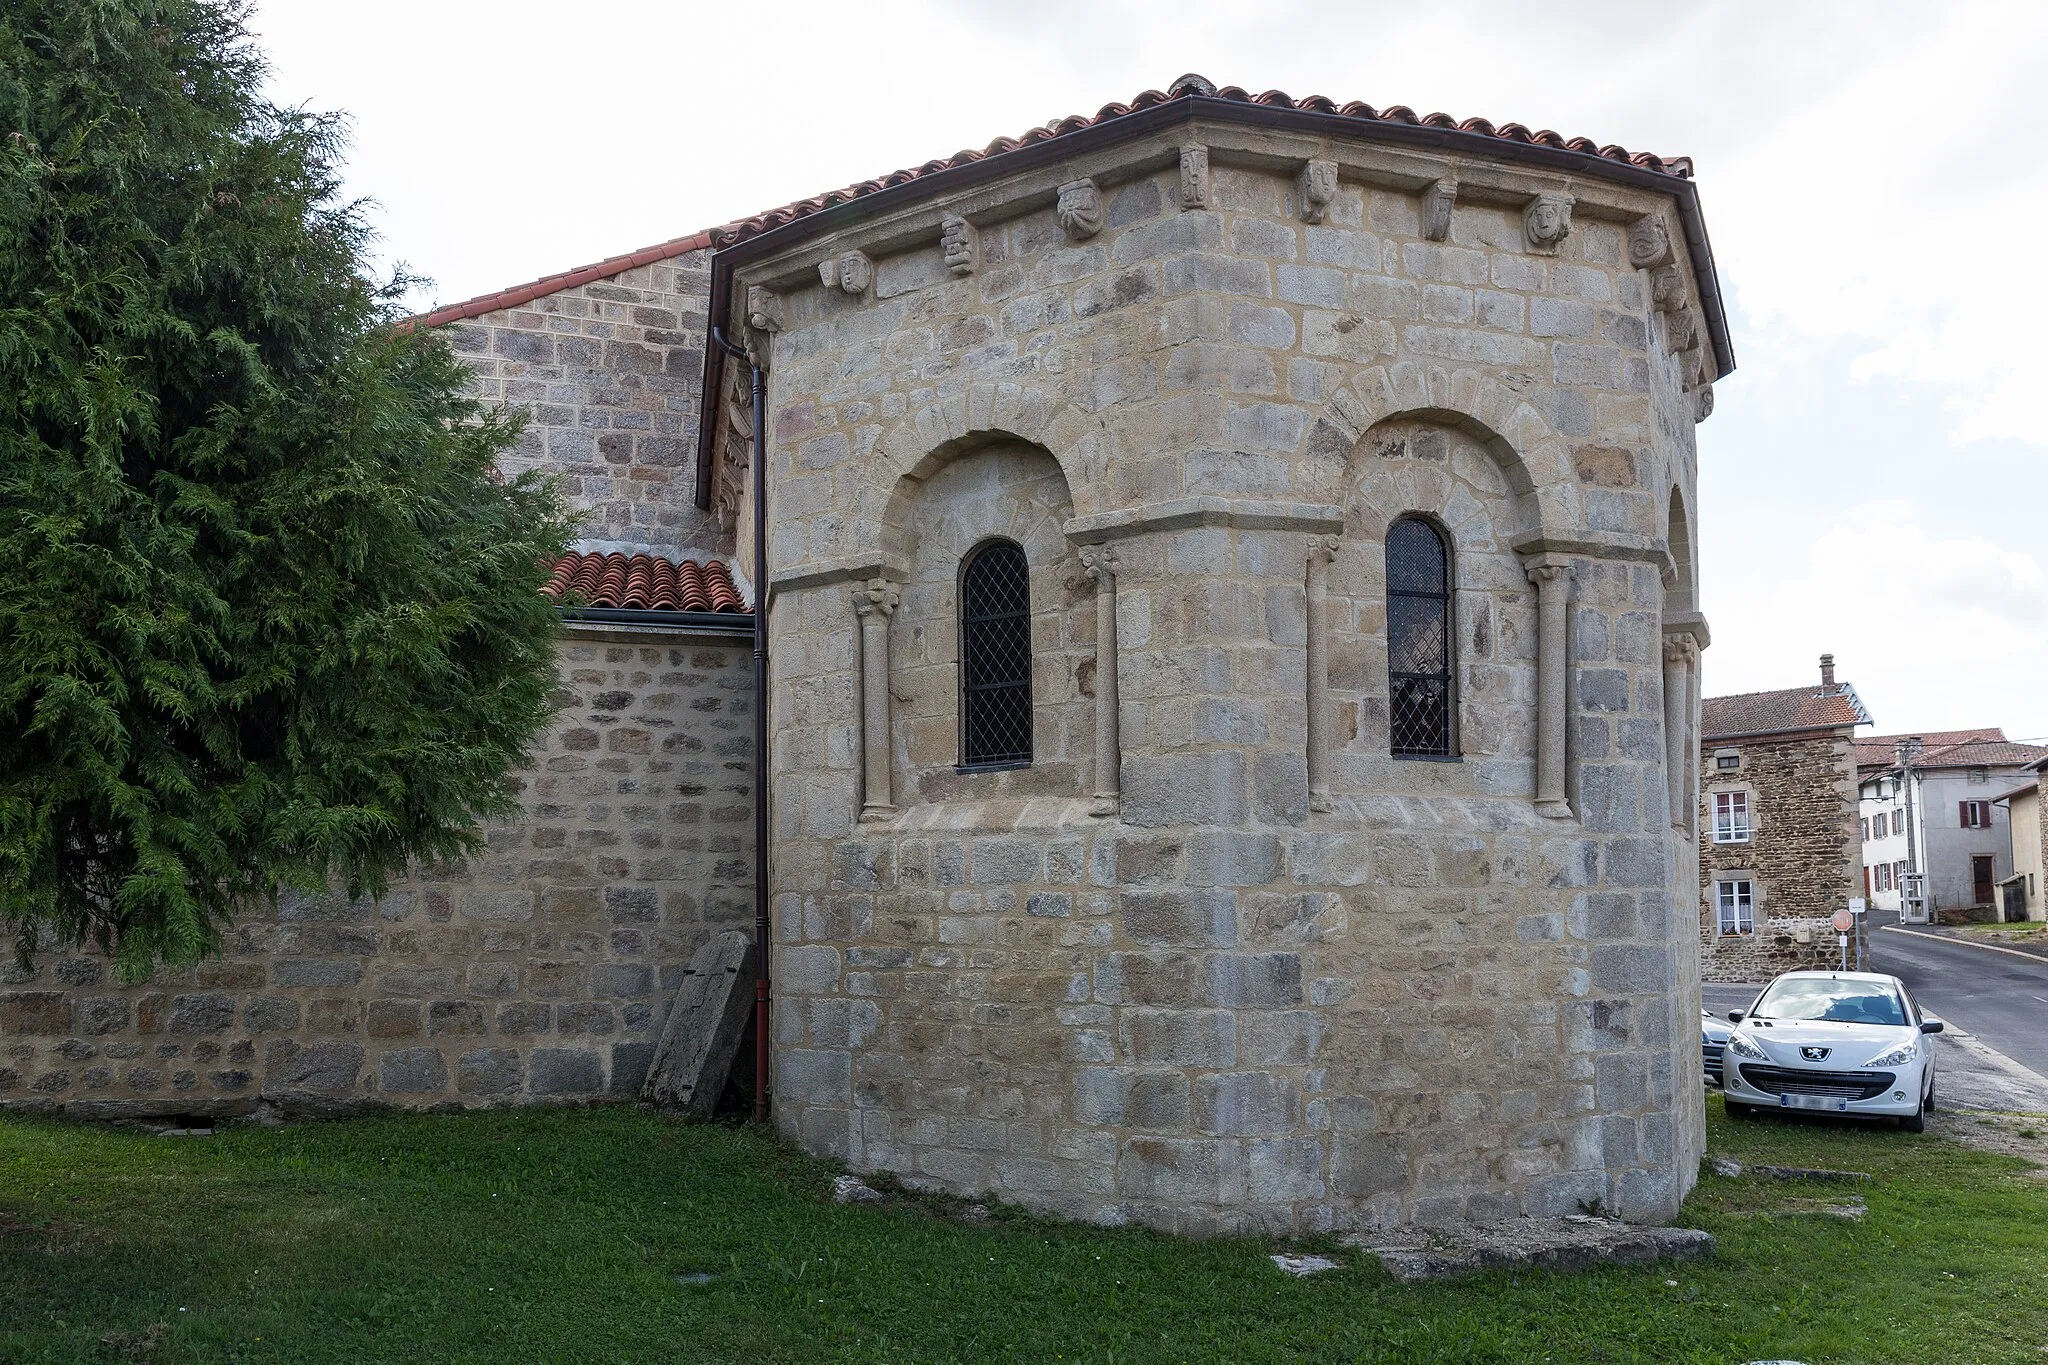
0, 631, 753, 1117
1697, 731, 1859, 982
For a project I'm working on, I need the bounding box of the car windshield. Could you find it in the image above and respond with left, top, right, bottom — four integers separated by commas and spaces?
1752, 978, 1907, 1026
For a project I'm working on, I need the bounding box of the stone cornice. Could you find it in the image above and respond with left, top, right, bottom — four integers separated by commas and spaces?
1065, 498, 1346, 543
1663, 611, 1711, 651
1510, 531, 1678, 575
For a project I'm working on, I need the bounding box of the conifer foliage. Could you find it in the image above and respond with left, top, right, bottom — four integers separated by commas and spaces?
0, 1, 571, 976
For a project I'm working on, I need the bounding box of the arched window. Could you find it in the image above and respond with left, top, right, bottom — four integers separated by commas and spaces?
959, 539, 1033, 768
1386, 517, 1455, 758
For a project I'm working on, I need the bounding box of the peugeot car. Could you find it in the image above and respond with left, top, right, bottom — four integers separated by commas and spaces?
1719, 971, 1941, 1131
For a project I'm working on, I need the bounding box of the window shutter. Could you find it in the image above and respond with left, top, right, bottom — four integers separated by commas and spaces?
1960, 801, 1970, 827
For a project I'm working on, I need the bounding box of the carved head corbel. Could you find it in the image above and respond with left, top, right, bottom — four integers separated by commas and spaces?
819, 250, 873, 296
1298, 160, 1338, 224
1420, 178, 1458, 242
1523, 193, 1574, 253
1057, 179, 1104, 239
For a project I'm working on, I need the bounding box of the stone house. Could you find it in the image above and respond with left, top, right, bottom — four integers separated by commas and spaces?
1858, 730, 2048, 922
4, 77, 1732, 1234
1695, 656, 1869, 982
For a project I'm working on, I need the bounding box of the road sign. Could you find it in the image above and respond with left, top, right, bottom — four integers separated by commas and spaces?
1831, 909, 1854, 933
1848, 897, 1866, 915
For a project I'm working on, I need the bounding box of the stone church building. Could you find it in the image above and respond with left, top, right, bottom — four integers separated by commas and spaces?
2, 78, 1730, 1235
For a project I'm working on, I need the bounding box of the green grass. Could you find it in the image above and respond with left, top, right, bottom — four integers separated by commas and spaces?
4, 1096, 2047, 1363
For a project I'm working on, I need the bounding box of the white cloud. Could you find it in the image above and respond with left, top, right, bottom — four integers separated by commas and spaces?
1707, 499, 2048, 737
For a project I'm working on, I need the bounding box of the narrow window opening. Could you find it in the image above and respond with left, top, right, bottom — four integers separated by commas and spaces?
959, 539, 1033, 769
1385, 517, 1455, 758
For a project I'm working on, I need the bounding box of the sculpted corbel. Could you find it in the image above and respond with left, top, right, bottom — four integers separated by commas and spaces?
818, 250, 872, 296
1178, 146, 1211, 210
1298, 160, 1337, 225
1627, 214, 1673, 272
1420, 178, 1457, 242
744, 285, 783, 333
1523, 193, 1574, 254
1651, 263, 1689, 313
1057, 179, 1104, 239
1691, 384, 1715, 424
941, 214, 978, 276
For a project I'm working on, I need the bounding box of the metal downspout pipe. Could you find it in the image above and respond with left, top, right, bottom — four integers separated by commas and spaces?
714, 326, 772, 1124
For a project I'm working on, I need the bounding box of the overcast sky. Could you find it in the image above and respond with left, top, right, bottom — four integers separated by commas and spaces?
252, 0, 2048, 741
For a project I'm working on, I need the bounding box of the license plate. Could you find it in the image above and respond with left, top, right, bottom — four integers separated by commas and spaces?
1779, 1094, 1850, 1112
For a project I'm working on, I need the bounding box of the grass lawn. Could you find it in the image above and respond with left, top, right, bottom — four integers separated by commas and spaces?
5, 1095, 2047, 1364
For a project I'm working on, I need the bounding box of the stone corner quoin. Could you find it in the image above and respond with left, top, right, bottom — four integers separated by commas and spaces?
724, 109, 1720, 1235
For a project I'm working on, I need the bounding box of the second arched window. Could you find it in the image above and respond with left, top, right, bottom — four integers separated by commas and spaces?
959, 539, 1033, 768
1386, 517, 1455, 757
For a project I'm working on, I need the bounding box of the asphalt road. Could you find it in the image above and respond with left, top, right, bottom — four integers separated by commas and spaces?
1701, 910, 2048, 1113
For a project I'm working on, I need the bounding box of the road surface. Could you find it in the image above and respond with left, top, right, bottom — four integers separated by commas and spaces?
1701, 913, 2048, 1113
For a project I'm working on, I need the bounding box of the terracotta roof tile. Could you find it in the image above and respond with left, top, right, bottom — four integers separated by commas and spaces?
712, 75, 1694, 248
542, 551, 746, 614
407, 231, 717, 331
1700, 685, 1868, 740
1854, 728, 2048, 771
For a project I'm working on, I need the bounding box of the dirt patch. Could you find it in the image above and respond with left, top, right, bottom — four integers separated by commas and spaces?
1931, 1112, 2048, 1174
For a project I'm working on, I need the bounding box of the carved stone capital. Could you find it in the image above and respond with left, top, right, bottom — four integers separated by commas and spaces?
1057, 179, 1103, 239
1662, 636, 1694, 666
1309, 534, 1339, 567
1523, 554, 1573, 588
1420, 178, 1457, 242
1524, 194, 1574, 254
1079, 543, 1119, 583
852, 578, 900, 618
1178, 146, 1211, 210
1627, 214, 1673, 271
1298, 160, 1337, 224
940, 215, 978, 276
819, 250, 872, 296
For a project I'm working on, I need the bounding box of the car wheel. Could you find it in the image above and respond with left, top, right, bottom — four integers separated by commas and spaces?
1899, 1099, 1926, 1133
1924, 1080, 1936, 1113
1725, 1100, 1756, 1120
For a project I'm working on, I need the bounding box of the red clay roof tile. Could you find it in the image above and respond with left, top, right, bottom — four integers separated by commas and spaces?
542, 551, 746, 614
1700, 685, 1868, 740
1854, 728, 2048, 772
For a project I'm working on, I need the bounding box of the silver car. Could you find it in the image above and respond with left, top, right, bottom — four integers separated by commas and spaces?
1719, 971, 1942, 1131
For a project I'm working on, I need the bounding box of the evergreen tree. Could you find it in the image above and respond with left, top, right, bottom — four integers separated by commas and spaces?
0, 0, 571, 976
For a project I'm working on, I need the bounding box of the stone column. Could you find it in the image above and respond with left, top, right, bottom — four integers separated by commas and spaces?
1080, 545, 1121, 817
1525, 554, 1574, 819
853, 578, 899, 823
1306, 535, 1337, 813
1662, 635, 1694, 832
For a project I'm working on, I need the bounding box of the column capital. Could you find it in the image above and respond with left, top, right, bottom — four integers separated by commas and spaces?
1662, 610, 1711, 651
1078, 543, 1119, 583
1309, 534, 1339, 567
852, 578, 900, 618
1522, 551, 1573, 587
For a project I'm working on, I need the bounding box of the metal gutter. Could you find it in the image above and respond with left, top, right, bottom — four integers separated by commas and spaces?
693, 95, 1734, 508
557, 606, 754, 637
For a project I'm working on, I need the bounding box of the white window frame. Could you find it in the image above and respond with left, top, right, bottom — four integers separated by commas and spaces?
1711, 790, 1752, 844
1716, 879, 1755, 935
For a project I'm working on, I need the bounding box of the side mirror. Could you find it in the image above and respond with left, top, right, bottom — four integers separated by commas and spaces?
1726, 1011, 1744, 1023
1920, 1020, 1944, 1034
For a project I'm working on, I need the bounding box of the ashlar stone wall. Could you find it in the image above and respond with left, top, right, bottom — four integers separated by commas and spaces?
0, 631, 753, 1116
736, 118, 1715, 1235
1697, 732, 1859, 982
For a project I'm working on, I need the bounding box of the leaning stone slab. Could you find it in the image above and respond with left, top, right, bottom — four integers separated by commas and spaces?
1750, 1165, 1869, 1183
1341, 1215, 1715, 1283
642, 931, 756, 1118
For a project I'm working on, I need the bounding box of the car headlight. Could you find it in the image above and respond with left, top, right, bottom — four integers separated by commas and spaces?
1725, 1031, 1767, 1060
1863, 1043, 1917, 1068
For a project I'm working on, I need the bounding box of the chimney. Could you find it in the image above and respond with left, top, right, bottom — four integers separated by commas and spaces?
1819, 653, 1836, 689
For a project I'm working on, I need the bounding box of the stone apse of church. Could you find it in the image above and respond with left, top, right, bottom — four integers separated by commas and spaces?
725, 112, 1721, 1235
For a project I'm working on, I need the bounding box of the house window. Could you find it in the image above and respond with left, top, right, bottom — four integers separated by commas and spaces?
1894, 860, 1908, 890
1892, 809, 1905, 835
1714, 750, 1741, 771
1385, 516, 1454, 758
958, 539, 1033, 769
1876, 863, 1893, 893
1860, 817, 1870, 842
1712, 791, 1752, 843
1716, 879, 1755, 935
1960, 799, 1993, 829
1968, 767, 1988, 785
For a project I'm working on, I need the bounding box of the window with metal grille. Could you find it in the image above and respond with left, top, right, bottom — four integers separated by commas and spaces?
1712, 790, 1752, 843
1716, 879, 1755, 935
958, 539, 1033, 769
1385, 517, 1454, 757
